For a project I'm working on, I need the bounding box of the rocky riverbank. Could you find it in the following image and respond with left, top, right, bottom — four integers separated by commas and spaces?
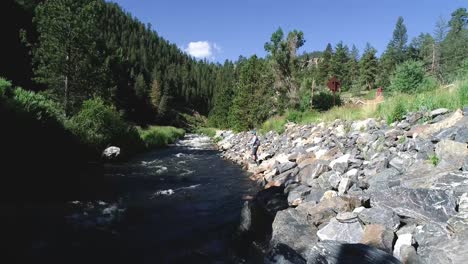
217, 107, 468, 264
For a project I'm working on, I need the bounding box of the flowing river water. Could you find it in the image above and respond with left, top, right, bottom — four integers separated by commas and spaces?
17, 135, 260, 263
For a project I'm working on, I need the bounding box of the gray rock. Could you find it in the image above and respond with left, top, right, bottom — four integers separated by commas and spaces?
329, 154, 350, 174
389, 155, 413, 172
315, 171, 334, 190
435, 139, 468, 170
430, 108, 450, 117
271, 208, 318, 256
317, 217, 364, 243
371, 187, 457, 225
302, 188, 326, 204
415, 223, 468, 264
338, 177, 352, 195
328, 172, 342, 189
358, 207, 400, 231
272, 168, 299, 187
454, 126, 468, 143
304, 240, 401, 264
298, 161, 329, 186
367, 168, 401, 192
277, 161, 298, 174
287, 185, 311, 206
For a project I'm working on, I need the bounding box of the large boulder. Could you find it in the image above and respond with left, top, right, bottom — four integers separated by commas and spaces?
435, 139, 468, 170
415, 223, 468, 264
270, 208, 318, 256
238, 187, 288, 241
102, 146, 120, 160
371, 187, 457, 225
357, 207, 400, 231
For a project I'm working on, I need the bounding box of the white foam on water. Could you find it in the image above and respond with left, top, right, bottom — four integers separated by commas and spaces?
175, 153, 185, 158
150, 184, 201, 199
176, 134, 213, 150
180, 169, 194, 176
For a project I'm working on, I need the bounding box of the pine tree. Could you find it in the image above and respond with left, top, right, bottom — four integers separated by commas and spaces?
330, 42, 350, 90
440, 8, 468, 81
134, 73, 147, 99
359, 43, 379, 90
318, 43, 333, 84
377, 16, 409, 87
33, 0, 108, 114
150, 78, 161, 112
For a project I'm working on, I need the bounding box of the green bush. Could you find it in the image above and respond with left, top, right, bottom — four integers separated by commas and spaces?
312, 91, 342, 111
260, 116, 287, 134
139, 126, 185, 148
68, 97, 143, 154
389, 60, 435, 93
13, 88, 65, 123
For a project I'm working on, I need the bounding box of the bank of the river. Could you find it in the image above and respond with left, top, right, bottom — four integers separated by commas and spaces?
217, 107, 468, 263
4, 134, 260, 264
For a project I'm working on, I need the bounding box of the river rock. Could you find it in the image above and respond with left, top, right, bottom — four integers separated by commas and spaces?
430, 108, 450, 118
371, 187, 457, 225
357, 207, 400, 231
435, 139, 468, 170
276, 161, 297, 174
329, 154, 350, 173
298, 161, 329, 186
102, 146, 120, 159
360, 224, 395, 254
304, 240, 401, 264
287, 185, 311, 206
317, 217, 364, 243
367, 168, 401, 192
271, 208, 318, 256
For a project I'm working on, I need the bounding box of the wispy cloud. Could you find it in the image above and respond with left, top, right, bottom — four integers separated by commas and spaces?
184, 41, 221, 60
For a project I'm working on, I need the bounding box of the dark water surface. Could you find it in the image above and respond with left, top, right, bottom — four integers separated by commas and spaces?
10, 135, 259, 264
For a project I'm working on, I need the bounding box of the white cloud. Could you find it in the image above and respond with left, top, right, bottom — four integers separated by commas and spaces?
184, 41, 221, 60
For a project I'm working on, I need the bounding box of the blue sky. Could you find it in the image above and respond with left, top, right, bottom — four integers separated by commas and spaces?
110, 0, 467, 62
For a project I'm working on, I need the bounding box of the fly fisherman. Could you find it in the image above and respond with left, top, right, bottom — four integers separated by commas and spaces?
248, 130, 260, 164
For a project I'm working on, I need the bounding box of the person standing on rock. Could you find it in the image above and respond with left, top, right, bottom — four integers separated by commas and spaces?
248, 130, 260, 164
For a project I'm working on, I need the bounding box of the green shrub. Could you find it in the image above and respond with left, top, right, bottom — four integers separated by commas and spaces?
429, 154, 439, 166
68, 97, 143, 153
389, 60, 434, 93
312, 91, 342, 111
13, 88, 65, 123
260, 116, 287, 134
0, 78, 12, 97
139, 126, 185, 148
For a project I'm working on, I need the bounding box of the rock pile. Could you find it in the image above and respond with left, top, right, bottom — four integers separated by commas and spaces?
218, 107, 468, 264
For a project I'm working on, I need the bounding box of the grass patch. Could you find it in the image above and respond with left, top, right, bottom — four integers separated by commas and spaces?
429, 154, 440, 166
138, 126, 185, 148
195, 127, 217, 138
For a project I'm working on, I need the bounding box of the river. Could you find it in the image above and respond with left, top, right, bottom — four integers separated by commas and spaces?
18, 134, 259, 264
